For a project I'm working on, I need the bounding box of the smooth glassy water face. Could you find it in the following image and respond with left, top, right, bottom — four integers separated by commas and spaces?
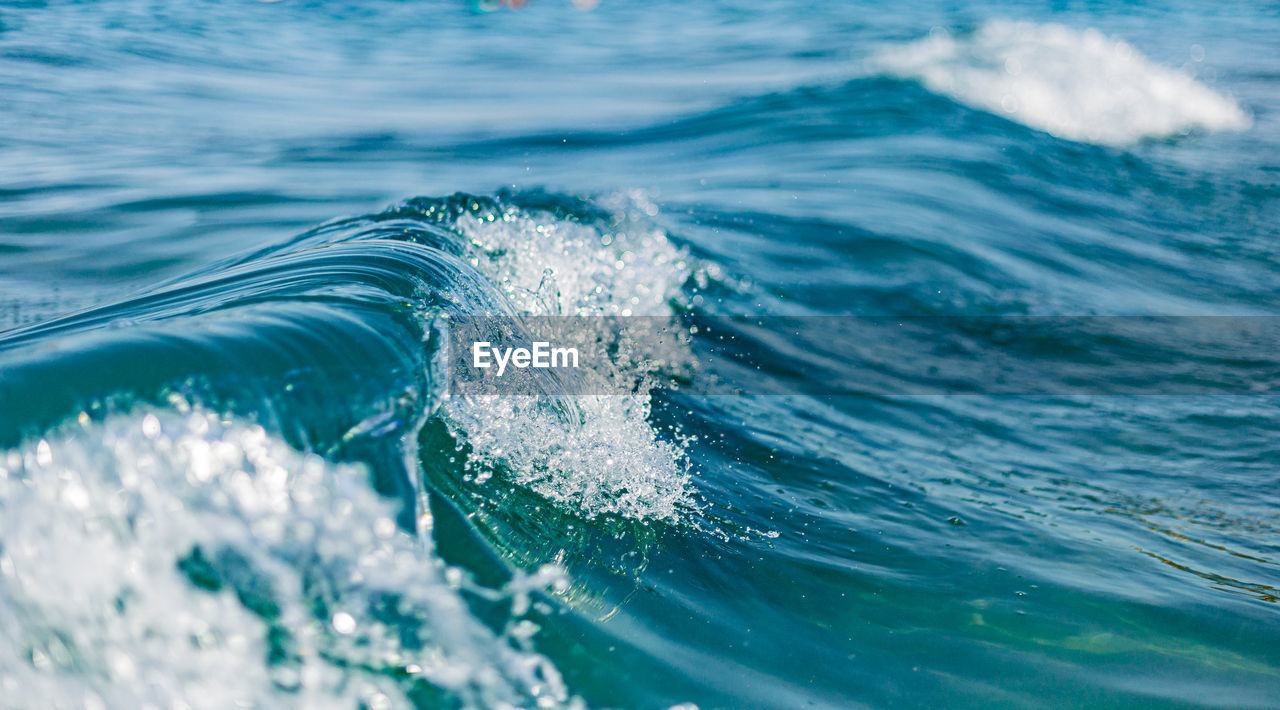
1, 1, 1278, 708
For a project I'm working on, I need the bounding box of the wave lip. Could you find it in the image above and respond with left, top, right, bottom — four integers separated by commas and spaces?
873, 20, 1252, 145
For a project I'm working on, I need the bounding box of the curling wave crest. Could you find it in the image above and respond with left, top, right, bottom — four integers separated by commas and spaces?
0, 191, 702, 525
0, 190, 712, 708
435, 192, 698, 523
873, 20, 1252, 145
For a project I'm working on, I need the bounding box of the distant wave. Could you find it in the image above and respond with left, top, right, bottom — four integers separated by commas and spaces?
873, 20, 1252, 145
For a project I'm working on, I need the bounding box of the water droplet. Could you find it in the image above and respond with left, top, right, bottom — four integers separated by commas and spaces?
141, 413, 162, 439
332, 611, 356, 635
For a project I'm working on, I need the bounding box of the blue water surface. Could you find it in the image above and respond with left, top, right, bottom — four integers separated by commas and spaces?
1, 1, 1278, 708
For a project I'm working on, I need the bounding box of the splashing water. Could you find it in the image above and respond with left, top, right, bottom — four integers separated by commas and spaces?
418, 193, 700, 523
0, 406, 582, 710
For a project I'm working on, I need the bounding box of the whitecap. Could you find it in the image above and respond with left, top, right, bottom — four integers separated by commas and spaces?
0, 407, 583, 709
873, 20, 1252, 145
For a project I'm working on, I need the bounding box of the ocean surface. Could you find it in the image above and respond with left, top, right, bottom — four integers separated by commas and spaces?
2, 1, 1279, 708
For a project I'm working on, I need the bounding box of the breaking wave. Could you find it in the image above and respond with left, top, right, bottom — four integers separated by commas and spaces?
873, 20, 1252, 145
0, 191, 706, 708
0, 406, 580, 710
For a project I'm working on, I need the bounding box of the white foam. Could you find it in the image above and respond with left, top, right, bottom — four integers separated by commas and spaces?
873, 20, 1252, 145
0, 407, 583, 709
440, 193, 698, 523
453, 191, 689, 320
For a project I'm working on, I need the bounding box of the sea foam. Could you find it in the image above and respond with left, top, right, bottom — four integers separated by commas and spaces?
874, 20, 1252, 145
0, 407, 581, 710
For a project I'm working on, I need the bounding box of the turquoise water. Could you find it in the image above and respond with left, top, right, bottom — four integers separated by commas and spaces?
1, 1, 1279, 708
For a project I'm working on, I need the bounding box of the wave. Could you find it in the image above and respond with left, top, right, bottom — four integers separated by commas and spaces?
872, 20, 1252, 145
0, 191, 706, 707
0, 191, 698, 524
